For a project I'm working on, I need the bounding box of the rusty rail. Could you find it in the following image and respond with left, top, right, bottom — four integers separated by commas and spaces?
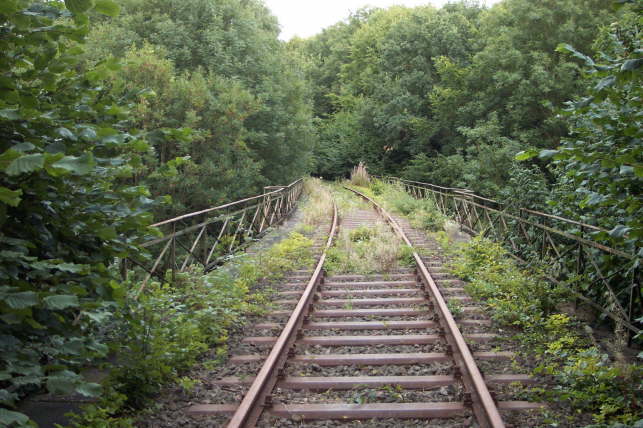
226, 196, 338, 427
378, 176, 641, 337
130, 178, 304, 297
345, 186, 506, 428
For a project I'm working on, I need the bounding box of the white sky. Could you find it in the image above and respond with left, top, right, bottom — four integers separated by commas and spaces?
264, 0, 503, 41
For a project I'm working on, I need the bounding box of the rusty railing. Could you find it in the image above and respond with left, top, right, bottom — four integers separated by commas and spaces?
130, 178, 304, 297
379, 176, 641, 338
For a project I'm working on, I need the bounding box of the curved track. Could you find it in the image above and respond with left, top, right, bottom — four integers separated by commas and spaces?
186, 187, 544, 427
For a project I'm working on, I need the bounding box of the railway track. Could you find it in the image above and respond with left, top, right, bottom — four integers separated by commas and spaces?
186, 187, 544, 427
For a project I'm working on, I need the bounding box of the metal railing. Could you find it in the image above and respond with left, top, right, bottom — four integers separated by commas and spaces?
129, 178, 304, 297
379, 176, 641, 338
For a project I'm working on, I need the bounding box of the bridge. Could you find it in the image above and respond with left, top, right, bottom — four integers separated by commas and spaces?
119, 175, 641, 427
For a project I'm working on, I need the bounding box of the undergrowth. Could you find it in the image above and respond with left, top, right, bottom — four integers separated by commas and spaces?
449, 236, 642, 427
62, 231, 314, 426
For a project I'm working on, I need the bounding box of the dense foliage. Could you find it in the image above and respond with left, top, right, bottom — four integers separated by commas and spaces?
0, 1, 157, 425
82, 0, 317, 216
298, 0, 615, 192
1, 0, 640, 426
519, 6, 642, 250
369, 179, 641, 426
297, 0, 640, 250
0, 0, 317, 424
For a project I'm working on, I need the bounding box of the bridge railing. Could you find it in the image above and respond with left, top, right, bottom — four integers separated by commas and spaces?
129, 178, 304, 297
378, 176, 641, 338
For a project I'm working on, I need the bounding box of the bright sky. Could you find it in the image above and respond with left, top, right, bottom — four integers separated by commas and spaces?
264, 0, 503, 41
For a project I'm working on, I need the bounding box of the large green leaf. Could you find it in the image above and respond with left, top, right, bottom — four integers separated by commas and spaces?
515, 150, 538, 161
51, 153, 95, 175
76, 382, 102, 397
64, 0, 94, 14
556, 43, 595, 66
46, 371, 79, 395
0, 109, 20, 120
538, 150, 559, 159
0, 408, 29, 426
43, 295, 80, 310
621, 58, 643, 72
6, 153, 44, 176
0, 149, 21, 171
2, 291, 38, 309
0, 187, 22, 207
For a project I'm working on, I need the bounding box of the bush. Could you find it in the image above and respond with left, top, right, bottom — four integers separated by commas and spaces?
370, 179, 385, 195
398, 245, 416, 267
349, 227, 374, 242
0, 3, 160, 425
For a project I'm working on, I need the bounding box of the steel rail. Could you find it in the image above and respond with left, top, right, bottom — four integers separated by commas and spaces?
344, 186, 506, 428
226, 198, 338, 428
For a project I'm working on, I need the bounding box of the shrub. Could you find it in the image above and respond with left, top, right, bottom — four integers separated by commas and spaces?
349, 227, 374, 242
0, 3, 162, 425
326, 222, 402, 274
398, 245, 416, 267
370, 179, 385, 195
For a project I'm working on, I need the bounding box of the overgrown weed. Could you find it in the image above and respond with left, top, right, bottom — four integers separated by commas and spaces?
369, 180, 447, 232
326, 221, 402, 274
302, 178, 334, 228
368, 178, 642, 426
330, 182, 371, 213
448, 235, 642, 426
64, 231, 314, 425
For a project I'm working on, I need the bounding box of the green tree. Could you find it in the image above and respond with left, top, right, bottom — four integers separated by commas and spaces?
301, 0, 617, 197
82, 0, 316, 213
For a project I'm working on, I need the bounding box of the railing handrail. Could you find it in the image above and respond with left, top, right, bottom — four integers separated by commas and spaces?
130, 178, 305, 297
150, 178, 303, 228
380, 175, 627, 243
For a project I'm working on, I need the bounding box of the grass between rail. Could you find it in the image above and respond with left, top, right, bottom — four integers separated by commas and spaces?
360, 178, 642, 428
324, 182, 414, 274
59, 181, 333, 427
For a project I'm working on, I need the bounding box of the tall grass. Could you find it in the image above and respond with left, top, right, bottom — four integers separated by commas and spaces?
326, 222, 403, 274
350, 162, 370, 187
302, 178, 334, 227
